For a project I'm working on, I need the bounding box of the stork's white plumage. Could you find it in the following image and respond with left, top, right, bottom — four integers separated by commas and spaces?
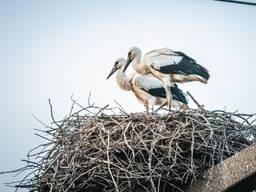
107, 58, 188, 112
123, 47, 210, 110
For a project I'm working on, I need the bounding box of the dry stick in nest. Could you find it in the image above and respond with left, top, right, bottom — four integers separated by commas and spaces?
106, 129, 119, 192
186, 91, 204, 111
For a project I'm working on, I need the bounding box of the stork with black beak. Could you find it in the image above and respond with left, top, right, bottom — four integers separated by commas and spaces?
123, 47, 210, 110
107, 58, 188, 113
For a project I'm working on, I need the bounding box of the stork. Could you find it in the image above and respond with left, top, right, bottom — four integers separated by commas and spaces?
123, 46, 210, 110
107, 58, 188, 113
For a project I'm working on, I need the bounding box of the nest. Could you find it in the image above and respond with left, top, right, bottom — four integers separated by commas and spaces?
2, 98, 256, 192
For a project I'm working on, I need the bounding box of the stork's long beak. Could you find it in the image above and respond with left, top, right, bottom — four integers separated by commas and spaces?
106, 66, 118, 79
123, 57, 132, 72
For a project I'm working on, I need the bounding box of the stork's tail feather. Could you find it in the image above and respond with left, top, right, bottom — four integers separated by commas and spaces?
194, 64, 210, 81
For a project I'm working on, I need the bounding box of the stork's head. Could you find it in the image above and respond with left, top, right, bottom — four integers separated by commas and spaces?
123, 46, 142, 72
106, 58, 126, 79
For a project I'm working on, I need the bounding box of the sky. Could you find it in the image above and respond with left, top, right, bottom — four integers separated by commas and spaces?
0, 0, 256, 191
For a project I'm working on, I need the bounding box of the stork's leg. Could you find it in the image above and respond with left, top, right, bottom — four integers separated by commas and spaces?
145, 106, 149, 114
148, 97, 156, 114
164, 85, 172, 112
151, 105, 155, 114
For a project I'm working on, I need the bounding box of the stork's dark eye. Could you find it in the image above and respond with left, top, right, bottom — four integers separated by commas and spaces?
128, 52, 131, 57
114, 61, 118, 66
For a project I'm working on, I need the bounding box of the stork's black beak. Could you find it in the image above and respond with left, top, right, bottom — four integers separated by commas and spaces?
106, 65, 118, 79
123, 57, 132, 72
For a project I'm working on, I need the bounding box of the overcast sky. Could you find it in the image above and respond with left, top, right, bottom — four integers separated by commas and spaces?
0, 0, 256, 191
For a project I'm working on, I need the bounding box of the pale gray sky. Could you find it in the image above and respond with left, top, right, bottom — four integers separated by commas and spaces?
0, 0, 256, 191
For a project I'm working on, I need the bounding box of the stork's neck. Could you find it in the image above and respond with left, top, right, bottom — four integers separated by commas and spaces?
116, 65, 132, 91
132, 54, 147, 75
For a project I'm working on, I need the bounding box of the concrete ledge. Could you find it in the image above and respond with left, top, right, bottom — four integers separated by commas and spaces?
188, 144, 256, 192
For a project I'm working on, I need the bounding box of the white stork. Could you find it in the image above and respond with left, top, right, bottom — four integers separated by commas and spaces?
107, 58, 188, 112
123, 47, 210, 110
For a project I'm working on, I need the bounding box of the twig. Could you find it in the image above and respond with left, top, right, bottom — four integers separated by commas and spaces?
186, 91, 204, 110
107, 130, 119, 192
48, 99, 60, 128
114, 99, 129, 115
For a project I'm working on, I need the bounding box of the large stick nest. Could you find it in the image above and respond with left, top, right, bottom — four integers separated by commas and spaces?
3, 99, 256, 192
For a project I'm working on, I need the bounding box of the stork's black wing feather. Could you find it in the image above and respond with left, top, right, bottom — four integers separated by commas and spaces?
142, 84, 188, 105
170, 84, 188, 105
144, 87, 166, 98
159, 57, 210, 80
